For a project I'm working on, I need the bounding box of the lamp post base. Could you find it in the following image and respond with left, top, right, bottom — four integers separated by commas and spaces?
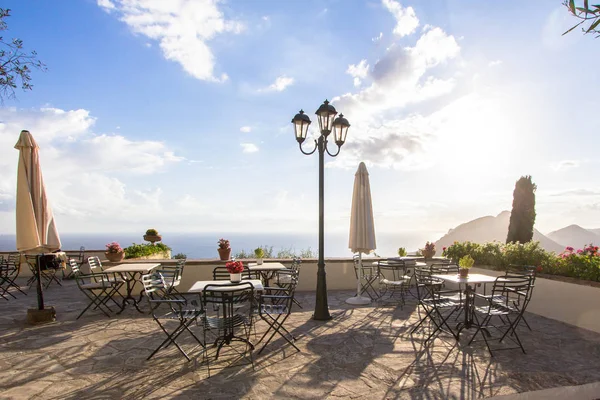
346, 296, 371, 305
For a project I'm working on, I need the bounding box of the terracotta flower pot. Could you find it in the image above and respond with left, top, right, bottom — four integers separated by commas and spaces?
422, 249, 436, 260
218, 248, 231, 261
459, 268, 469, 278
143, 234, 162, 244
105, 251, 125, 262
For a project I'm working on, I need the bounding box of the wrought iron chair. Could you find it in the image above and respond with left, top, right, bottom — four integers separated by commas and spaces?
506, 265, 538, 331
468, 273, 534, 356
156, 258, 186, 299
71, 259, 124, 319
377, 259, 412, 306
88, 256, 123, 285
201, 281, 255, 374
212, 264, 253, 281
274, 258, 303, 308
1, 253, 26, 298
142, 272, 205, 362
25, 254, 63, 289
411, 267, 462, 342
352, 254, 379, 300
63, 246, 85, 279
257, 269, 300, 354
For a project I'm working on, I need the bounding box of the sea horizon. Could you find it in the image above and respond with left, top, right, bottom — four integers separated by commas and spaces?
0, 231, 438, 259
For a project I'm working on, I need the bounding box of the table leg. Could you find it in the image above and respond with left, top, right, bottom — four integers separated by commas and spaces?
456, 283, 473, 337
117, 272, 145, 314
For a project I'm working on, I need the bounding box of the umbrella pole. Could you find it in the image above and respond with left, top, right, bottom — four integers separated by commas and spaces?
346, 252, 371, 305
356, 253, 363, 297
36, 255, 44, 310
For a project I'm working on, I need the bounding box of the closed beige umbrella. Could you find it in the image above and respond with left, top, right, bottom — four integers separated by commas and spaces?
15, 130, 61, 253
15, 130, 61, 312
347, 162, 376, 305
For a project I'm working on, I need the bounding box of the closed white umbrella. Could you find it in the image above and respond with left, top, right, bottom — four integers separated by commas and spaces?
347, 162, 376, 305
15, 130, 61, 310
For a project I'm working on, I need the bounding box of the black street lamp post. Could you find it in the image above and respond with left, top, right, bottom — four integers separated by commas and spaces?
291, 100, 350, 321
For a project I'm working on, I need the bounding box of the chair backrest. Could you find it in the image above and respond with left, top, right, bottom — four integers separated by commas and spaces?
378, 260, 410, 281
158, 259, 185, 287
6, 252, 20, 267
69, 259, 81, 276
414, 267, 445, 300
88, 256, 103, 273
213, 265, 231, 280
507, 264, 538, 284
142, 272, 168, 302
430, 263, 459, 275
213, 264, 252, 280
203, 281, 255, 319
491, 274, 533, 310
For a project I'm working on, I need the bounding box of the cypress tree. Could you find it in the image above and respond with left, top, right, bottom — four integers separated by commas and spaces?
507, 175, 537, 244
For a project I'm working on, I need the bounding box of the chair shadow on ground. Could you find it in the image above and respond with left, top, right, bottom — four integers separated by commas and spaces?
3, 282, 600, 399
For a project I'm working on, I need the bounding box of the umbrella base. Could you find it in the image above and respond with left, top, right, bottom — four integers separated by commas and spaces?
346, 296, 371, 305
27, 306, 56, 324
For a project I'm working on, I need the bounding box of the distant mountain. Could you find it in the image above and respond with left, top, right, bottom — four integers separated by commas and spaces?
434, 211, 565, 254
547, 225, 600, 249
588, 228, 600, 236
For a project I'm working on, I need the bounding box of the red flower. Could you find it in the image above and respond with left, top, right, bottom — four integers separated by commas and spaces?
536, 266, 542, 272
225, 261, 244, 274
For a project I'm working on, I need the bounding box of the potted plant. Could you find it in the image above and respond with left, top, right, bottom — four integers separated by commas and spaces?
225, 260, 244, 282
254, 247, 265, 265
105, 242, 124, 262
218, 238, 231, 260
458, 255, 474, 277
397, 247, 407, 257
421, 241, 436, 259
143, 228, 162, 244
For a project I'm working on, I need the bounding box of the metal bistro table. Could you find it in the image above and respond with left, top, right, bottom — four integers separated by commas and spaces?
248, 262, 287, 287
187, 279, 264, 358
431, 273, 502, 337
103, 263, 160, 313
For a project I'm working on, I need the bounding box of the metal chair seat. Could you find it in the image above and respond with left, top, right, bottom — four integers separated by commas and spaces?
204, 313, 249, 331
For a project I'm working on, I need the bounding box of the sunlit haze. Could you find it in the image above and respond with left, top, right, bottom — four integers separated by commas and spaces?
1, 0, 599, 248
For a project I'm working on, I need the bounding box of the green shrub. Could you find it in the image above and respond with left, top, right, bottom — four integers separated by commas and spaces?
145, 228, 159, 236
124, 242, 171, 259
397, 247, 407, 257
172, 253, 187, 259
444, 240, 600, 282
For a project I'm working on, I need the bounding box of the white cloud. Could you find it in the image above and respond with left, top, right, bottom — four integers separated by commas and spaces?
97, 0, 244, 82
488, 59, 502, 67
260, 75, 294, 92
347, 59, 370, 87
0, 107, 184, 230
372, 32, 383, 42
97, 0, 115, 11
240, 126, 252, 133
553, 159, 580, 171
333, 27, 460, 125
381, 0, 419, 37
240, 143, 259, 153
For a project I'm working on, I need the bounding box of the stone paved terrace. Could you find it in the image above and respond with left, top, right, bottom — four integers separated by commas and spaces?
1, 280, 600, 399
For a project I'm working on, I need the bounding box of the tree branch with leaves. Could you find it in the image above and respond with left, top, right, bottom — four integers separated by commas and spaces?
563, 0, 600, 38
0, 8, 46, 101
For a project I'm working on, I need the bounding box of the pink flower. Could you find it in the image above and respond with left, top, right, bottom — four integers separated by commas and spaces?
566, 246, 574, 252
577, 249, 583, 254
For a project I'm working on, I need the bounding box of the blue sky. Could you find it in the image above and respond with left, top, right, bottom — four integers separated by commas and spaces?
0, 0, 599, 247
